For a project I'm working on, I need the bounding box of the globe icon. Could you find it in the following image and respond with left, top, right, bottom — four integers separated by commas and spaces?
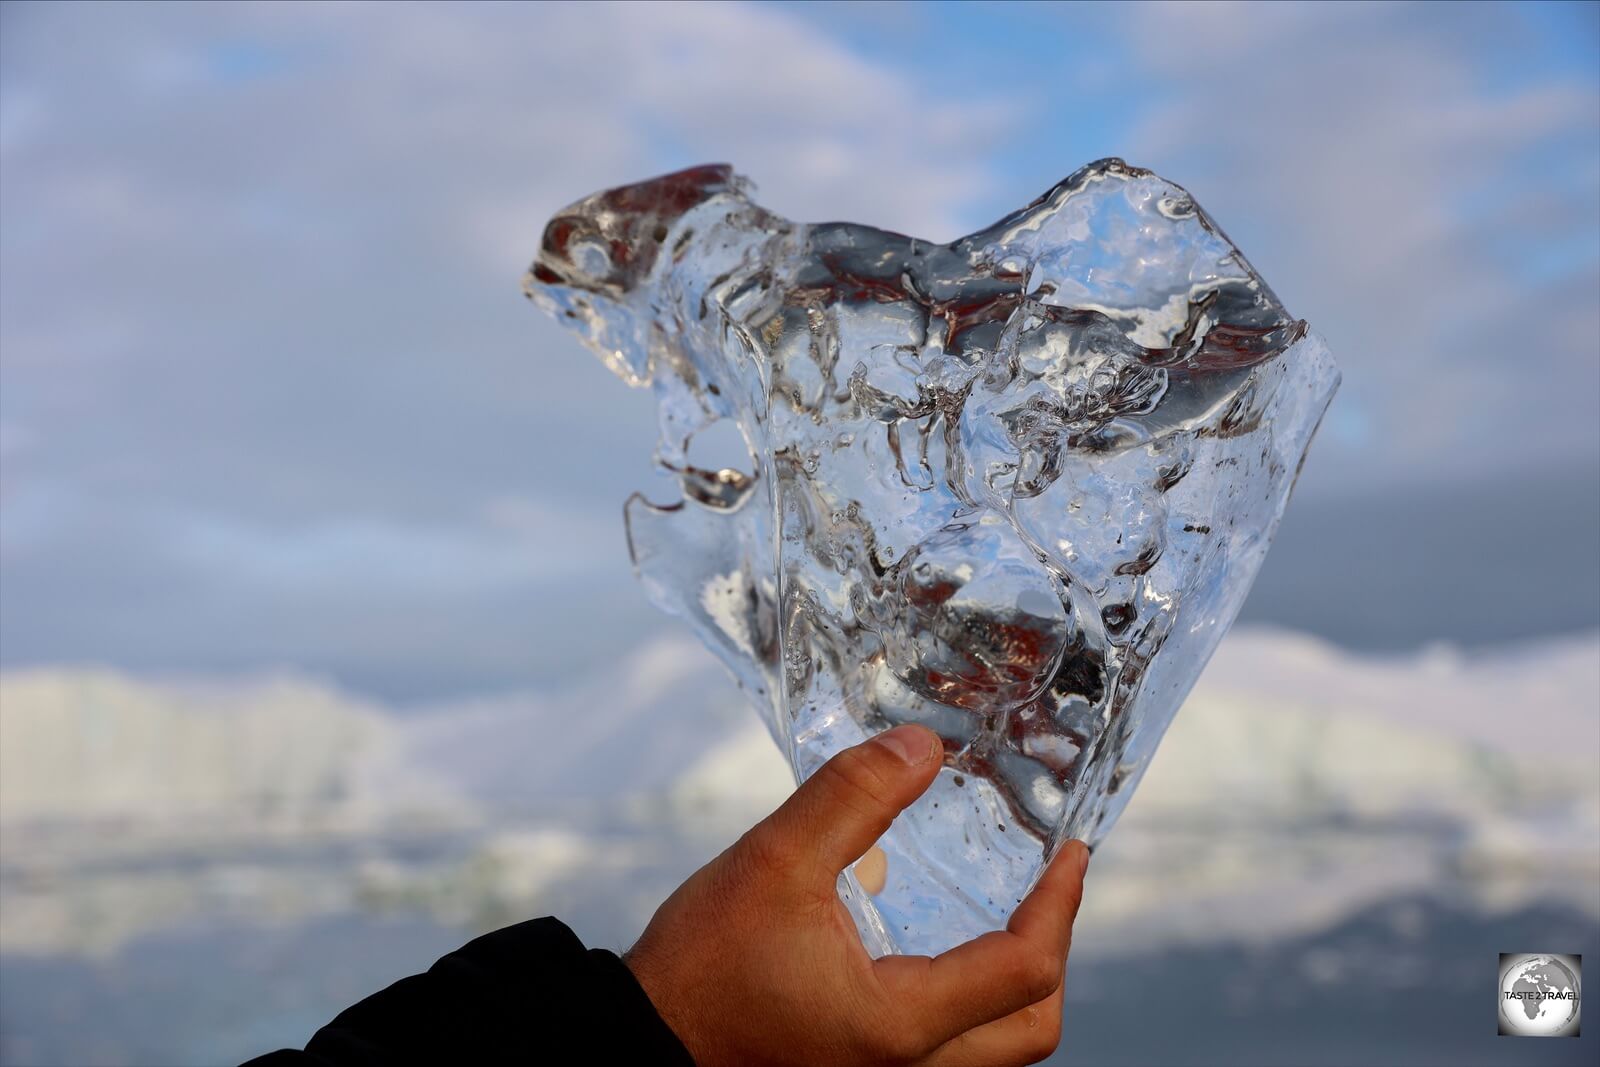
1499, 955, 1581, 1037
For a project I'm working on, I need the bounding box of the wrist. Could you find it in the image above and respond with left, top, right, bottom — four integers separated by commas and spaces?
624, 945, 713, 1066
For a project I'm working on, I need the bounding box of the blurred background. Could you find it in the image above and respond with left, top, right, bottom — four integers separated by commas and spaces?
1, 2, 1596, 1064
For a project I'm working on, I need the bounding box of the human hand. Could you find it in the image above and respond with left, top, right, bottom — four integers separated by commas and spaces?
624, 724, 1090, 1067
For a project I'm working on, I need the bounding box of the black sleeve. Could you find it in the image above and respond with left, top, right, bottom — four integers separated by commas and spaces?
242, 916, 694, 1066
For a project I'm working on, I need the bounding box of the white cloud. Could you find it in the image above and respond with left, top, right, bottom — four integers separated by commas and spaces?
1117, 2, 1600, 490
172, 507, 620, 592
0, 1, 1009, 688
1, 0, 1594, 691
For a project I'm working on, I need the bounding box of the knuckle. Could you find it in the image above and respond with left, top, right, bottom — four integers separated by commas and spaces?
998, 1012, 1062, 1067
1017, 948, 1062, 1002
1022, 1033, 1060, 1064
872, 1018, 928, 1064
1036, 1010, 1063, 1051
819, 747, 896, 815
739, 819, 798, 875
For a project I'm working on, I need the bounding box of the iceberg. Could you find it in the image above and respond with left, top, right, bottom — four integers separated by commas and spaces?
524, 160, 1338, 955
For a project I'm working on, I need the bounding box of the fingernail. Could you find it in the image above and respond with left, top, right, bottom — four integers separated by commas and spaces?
1073, 840, 1091, 876
874, 725, 937, 766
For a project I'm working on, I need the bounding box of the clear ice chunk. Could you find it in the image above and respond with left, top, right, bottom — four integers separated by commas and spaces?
524, 160, 1339, 956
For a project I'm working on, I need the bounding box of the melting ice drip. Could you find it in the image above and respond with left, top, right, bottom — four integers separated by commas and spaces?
524, 160, 1338, 956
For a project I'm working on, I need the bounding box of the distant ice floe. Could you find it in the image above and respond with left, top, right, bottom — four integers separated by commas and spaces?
1, 627, 1594, 957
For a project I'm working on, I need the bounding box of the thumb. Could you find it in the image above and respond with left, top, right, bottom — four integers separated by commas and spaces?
757, 725, 943, 882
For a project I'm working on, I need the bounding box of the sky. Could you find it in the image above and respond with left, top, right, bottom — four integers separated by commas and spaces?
1, 1, 1597, 702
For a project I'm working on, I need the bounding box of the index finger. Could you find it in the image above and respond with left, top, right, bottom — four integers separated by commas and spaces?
1007, 838, 1089, 957
873, 839, 1089, 1042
